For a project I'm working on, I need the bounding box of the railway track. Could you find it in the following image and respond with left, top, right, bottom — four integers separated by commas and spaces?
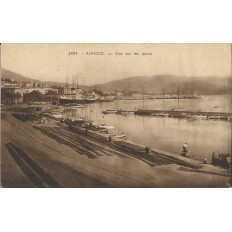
51, 127, 120, 157
37, 126, 196, 168
39, 127, 98, 159
67, 126, 198, 168
6, 143, 61, 188
39, 126, 133, 159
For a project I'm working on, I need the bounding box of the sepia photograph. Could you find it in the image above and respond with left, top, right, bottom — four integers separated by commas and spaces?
1, 43, 231, 188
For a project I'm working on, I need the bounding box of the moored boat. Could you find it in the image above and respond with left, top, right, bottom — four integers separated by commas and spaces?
99, 96, 115, 102
115, 133, 126, 139
64, 103, 85, 108
51, 114, 64, 119
102, 109, 118, 114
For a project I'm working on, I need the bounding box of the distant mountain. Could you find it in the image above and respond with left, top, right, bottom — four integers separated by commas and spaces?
93, 75, 232, 95
1, 68, 61, 86
1, 68, 88, 89
1, 69, 231, 95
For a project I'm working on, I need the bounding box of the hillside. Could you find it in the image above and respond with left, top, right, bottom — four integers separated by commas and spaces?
93, 75, 232, 95
1, 68, 69, 87
1, 69, 231, 95
1, 69, 89, 89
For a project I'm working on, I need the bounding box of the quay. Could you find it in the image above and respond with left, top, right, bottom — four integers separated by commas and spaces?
134, 109, 232, 117
103, 109, 232, 120
1, 106, 231, 187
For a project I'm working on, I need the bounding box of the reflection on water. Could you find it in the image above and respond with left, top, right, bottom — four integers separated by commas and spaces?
63, 95, 231, 161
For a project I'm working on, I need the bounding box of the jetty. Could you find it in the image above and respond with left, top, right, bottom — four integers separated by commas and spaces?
103, 109, 232, 120
134, 109, 232, 117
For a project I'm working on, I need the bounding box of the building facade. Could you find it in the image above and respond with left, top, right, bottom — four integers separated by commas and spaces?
1, 87, 24, 105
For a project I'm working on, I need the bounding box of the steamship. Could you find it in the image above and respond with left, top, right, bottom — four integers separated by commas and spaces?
59, 86, 100, 104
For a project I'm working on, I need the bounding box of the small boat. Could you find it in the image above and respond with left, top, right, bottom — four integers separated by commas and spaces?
208, 116, 221, 120
74, 118, 85, 122
112, 129, 127, 139
170, 107, 186, 111
98, 124, 115, 129
99, 96, 115, 102
115, 133, 126, 139
98, 124, 107, 129
117, 111, 130, 116
196, 115, 208, 119
64, 103, 84, 108
100, 127, 126, 139
102, 109, 118, 114
52, 114, 64, 119
160, 113, 169, 117
152, 112, 170, 117
105, 126, 115, 130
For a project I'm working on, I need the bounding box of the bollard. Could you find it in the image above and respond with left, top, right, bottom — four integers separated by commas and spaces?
145, 146, 151, 154
203, 155, 208, 164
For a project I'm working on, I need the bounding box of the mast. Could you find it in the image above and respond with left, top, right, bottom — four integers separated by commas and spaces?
66, 76, 68, 86
76, 79, 78, 88
143, 87, 145, 110
178, 86, 180, 109
72, 73, 74, 88
146, 90, 148, 110
85, 103, 88, 121
163, 91, 165, 112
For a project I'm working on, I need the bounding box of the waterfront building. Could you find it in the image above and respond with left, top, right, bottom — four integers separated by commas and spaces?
1, 87, 24, 105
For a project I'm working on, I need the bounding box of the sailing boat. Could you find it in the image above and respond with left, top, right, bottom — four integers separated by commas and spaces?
171, 86, 185, 111
160, 91, 169, 117
118, 99, 130, 116
151, 91, 169, 117
102, 93, 119, 114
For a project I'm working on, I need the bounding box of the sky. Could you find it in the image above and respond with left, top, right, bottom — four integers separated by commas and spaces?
1, 44, 231, 85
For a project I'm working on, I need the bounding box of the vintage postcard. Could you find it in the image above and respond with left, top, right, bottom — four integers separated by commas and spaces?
1, 43, 231, 187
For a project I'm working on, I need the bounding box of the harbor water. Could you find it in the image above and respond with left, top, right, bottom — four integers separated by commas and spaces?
63, 95, 232, 162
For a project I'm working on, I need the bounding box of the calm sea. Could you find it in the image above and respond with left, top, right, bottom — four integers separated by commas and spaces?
63, 95, 231, 162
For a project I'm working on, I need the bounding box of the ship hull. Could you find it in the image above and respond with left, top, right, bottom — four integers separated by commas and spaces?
60, 98, 98, 104
99, 99, 114, 102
